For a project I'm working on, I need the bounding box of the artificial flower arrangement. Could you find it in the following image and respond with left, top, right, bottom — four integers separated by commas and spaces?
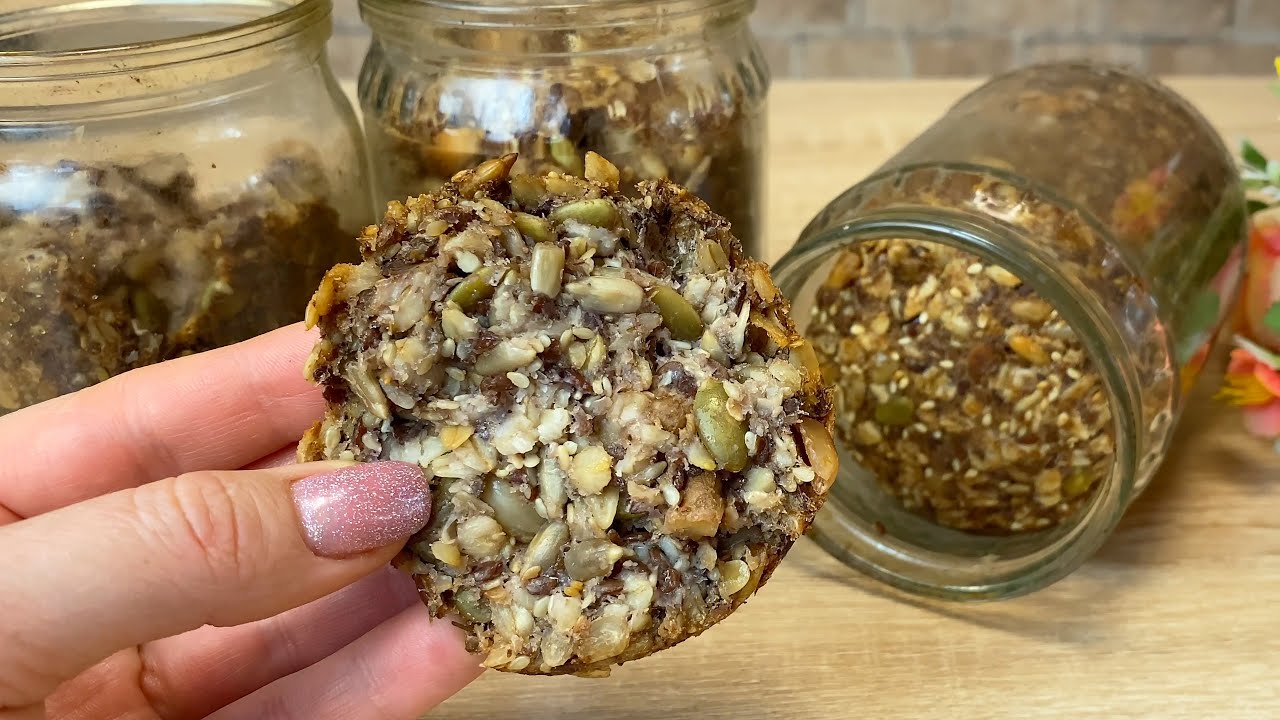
1215, 59, 1280, 449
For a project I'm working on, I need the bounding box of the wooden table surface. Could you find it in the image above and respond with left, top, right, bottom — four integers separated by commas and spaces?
347, 78, 1280, 719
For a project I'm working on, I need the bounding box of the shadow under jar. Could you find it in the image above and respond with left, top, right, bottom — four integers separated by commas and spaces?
356, 0, 769, 257
771, 62, 1247, 600
0, 0, 371, 413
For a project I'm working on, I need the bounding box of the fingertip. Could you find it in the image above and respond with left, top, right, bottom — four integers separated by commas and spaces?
207, 602, 485, 720
358, 604, 487, 714
289, 462, 431, 560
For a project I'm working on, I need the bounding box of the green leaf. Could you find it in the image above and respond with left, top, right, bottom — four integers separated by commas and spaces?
1248, 198, 1272, 215
1176, 290, 1222, 363
1266, 159, 1280, 186
1265, 301, 1280, 335
1237, 335, 1280, 371
1243, 139, 1270, 170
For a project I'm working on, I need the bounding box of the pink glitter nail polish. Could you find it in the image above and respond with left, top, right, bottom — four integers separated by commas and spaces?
290, 462, 431, 558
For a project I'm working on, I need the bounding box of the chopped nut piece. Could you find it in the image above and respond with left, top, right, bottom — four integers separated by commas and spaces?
1008, 335, 1050, 365
440, 425, 474, 450
717, 560, 751, 597
568, 444, 613, 495
457, 515, 508, 558
584, 152, 620, 191
664, 472, 724, 538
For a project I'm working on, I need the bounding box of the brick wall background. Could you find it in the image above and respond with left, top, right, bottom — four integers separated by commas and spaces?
328, 0, 1280, 81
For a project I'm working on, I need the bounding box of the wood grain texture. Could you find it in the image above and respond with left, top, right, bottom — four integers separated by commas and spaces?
345, 78, 1280, 719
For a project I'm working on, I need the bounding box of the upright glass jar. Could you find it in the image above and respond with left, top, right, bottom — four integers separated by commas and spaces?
0, 0, 371, 413
772, 62, 1246, 599
357, 0, 769, 256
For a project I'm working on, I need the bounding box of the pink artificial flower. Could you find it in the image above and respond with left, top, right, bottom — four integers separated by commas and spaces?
1218, 344, 1280, 437
1242, 220, 1280, 351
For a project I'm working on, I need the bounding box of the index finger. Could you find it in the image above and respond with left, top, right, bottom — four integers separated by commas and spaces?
0, 322, 324, 521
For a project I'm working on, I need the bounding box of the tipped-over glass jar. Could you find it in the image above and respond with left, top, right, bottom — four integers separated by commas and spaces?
0, 0, 371, 413
356, 0, 769, 256
772, 62, 1246, 600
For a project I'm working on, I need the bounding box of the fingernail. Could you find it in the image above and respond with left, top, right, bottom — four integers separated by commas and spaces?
291, 462, 432, 558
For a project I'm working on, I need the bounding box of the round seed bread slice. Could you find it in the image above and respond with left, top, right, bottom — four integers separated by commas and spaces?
298, 153, 836, 676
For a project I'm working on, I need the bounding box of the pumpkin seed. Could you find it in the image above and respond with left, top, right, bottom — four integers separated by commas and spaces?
130, 287, 168, 332
510, 175, 548, 209
448, 266, 499, 310
1063, 470, 1094, 498
550, 198, 619, 228
549, 136, 583, 175
513, 212, 553, 244
454, 588, 491, 624
874, 395, 915, 426
693, 381, 749, 472
649, 285, 703, 341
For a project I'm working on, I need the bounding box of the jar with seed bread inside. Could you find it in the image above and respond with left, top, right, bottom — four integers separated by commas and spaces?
356, 0, 769, 258
771, 62, 1246, 600
0, 0, 371, 413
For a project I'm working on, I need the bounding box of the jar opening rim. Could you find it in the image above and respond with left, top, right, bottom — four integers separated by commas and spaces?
360, 0, 752, 29
0, 0, 326, 74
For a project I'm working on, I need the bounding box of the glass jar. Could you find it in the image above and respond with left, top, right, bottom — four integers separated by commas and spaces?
0, 0, 371, 413
771, 62, 1246, 600
356, 0, 769, 256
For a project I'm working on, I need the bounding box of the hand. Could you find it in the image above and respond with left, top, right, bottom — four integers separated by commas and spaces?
0, 324, 483, 720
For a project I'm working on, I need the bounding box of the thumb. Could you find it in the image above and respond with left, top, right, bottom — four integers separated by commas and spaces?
0, 460, 431, 709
